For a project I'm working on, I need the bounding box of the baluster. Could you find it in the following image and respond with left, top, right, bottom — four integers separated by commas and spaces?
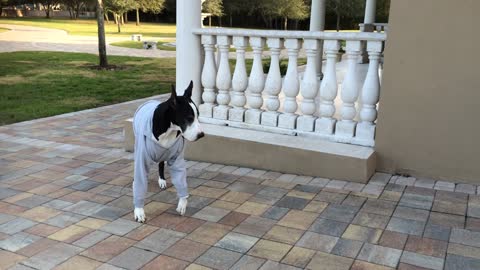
278, 38, 301, 129
199, 35, 217, 118
213, 35, 232, 120
229, 36, 248, 122
297, 39, 319, 132
245, 37, 266, 125
315, 40, 340, 134
356, 41, 382, 143
261, 38, 284, 127
336, 40, 361, 138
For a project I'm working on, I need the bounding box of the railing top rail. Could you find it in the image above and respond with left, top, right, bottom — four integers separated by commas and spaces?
193, 27, 386, 41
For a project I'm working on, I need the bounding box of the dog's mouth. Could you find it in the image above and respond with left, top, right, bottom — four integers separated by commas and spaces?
183, 131, 205, 142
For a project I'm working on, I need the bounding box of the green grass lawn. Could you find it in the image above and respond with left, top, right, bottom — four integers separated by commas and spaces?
0, 18, 176, 37
0, 51, 307, 125
0, 51, 175, 125
110, 40, 176, 51
0, 27, 9, 33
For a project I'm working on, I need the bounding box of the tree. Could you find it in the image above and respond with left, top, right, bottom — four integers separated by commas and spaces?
327, 0, 363, 31
202, 0, 223, 27
63, 0, 94, 19
104, 0, 135, 32
223, 0, 245, 27
96, 0, 108, 67
135, 0, 165, 26
242, 0, 275, 28
37, 0, 60, 18
274, 0, 309, 30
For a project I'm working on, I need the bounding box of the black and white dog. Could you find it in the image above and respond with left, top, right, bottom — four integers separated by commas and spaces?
132, 81, 203, 223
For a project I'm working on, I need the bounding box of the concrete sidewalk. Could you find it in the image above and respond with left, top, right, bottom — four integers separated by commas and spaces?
0, 24, 176, 58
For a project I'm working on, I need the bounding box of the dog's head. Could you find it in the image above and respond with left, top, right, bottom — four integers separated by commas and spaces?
168, 81, 204, 141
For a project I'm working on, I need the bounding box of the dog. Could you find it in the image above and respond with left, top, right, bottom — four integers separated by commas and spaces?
132, 81, 203, 223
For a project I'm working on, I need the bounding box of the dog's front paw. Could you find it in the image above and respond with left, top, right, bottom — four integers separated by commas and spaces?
134, 207, 146, 223
158, 177, 167, 189
176, 197, 188, 216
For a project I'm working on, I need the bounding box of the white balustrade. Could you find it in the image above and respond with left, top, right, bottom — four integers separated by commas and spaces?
297, 39, 319, 132
315, 40, 340, 134
336, 40, 361, 139
194, 28, 385, 147
229, 36, 248, 122
245, 37, 266, 125
261, 38, 284, 127
278, 38, 301, 129
356, 41, 382, 144
199, 35, 217, 118
213, 35, 232, 120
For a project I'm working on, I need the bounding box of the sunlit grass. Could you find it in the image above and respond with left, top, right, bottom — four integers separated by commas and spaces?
0, 18, 176, 37
0, 51, 175, 125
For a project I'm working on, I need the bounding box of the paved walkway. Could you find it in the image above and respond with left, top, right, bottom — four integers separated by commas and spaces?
0, 24, 176, 58
1, 96, 479, 270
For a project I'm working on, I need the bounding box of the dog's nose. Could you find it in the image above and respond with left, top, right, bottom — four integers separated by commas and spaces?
197, 132, 205, 139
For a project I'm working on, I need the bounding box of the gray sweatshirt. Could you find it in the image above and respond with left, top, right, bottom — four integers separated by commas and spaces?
132, 100, 188, 208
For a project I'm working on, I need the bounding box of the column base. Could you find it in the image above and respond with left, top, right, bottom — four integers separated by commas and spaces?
213, 106, 229, 120
297, 115, 316, 132
315, 118, 336, 135
278, 113, 297, 130
261, 111, 279, 127
355, 122, 376, 141
245, 109, 262, 125
228, 108, 245, 122
199, 103, 214, 118
335, 120, 356, 138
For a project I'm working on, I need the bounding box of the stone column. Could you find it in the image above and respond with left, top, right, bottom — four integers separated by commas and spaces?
309, 0, 326, 79
176, 0, 202, 104
361, 0, 377, 63
364, 0, 377, 25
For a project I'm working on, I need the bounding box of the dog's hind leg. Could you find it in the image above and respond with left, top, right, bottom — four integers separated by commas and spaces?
158, 161, 167, 189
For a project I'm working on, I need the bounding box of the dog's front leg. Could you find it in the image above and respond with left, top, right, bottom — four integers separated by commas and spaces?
158, 161, 167, 189
134, 207, 146, 223
176, 197, 188, 216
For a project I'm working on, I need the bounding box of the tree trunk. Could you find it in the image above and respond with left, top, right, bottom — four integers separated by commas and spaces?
208, 16, 211, 27
117, 14, 121, 32
336, 13, 340, 32
45, 5, 51, 18
68, 8, 73, 19
124, 12, 128, 23
136, 8, 140, 26
75, 4, 81, 19
120, 13, 124, 25
113, 12, 118, 24
104, 13, 109, 23
96, 0, 108, 67
219, 16, 222, 27
229, 15, 232, 27
284, 17, 288, 30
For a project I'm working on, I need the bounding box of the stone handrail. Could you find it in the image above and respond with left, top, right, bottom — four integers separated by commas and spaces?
193, 27, 386, 147
193, 28, 386, 41
359, 23, 389, 33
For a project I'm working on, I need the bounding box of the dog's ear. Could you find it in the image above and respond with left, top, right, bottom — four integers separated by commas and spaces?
184, 80, 193, 99
169, 84, 177, 107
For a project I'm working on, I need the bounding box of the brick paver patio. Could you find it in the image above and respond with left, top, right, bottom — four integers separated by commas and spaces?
1, 95, 480, 270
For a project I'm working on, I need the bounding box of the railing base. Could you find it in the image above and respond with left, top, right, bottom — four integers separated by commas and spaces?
184, 123, 376, 182
199, 117, 375, 147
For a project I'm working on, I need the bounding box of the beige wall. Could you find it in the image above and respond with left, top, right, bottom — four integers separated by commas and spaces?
376, 0, 480, 183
